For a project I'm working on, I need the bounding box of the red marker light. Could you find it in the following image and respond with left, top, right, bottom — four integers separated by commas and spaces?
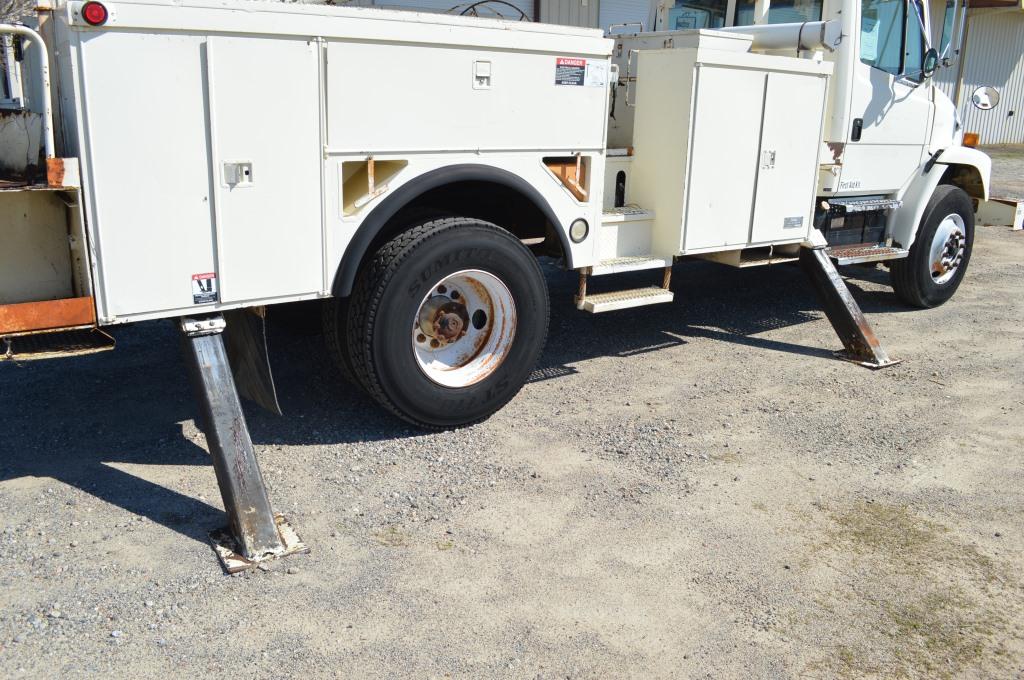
81, 1, 109, 26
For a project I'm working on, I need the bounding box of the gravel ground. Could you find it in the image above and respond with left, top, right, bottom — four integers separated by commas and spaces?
2, 220, 1023, 677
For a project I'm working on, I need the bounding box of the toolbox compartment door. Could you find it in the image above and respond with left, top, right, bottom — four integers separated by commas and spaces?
207, 36, 324, 304
749, 71, 825, 245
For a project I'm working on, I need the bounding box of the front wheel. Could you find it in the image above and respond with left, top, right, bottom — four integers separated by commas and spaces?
890, 185, 974, 308
342, 217, 549, 429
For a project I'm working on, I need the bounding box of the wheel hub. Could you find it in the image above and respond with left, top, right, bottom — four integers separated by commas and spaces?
411, 270, 517, 388
929, 214, 966, 285
418, 297, 469, 346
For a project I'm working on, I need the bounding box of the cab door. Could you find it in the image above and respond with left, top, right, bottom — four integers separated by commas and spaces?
836, 0, 934, 195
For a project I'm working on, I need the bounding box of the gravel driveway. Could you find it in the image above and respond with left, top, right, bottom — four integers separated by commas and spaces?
2, 221, 1022, 678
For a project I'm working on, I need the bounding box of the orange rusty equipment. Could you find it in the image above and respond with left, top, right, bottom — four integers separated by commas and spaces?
0, 297, 96, 335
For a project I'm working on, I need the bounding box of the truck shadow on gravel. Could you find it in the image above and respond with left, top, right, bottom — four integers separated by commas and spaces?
0, 256, 910, 544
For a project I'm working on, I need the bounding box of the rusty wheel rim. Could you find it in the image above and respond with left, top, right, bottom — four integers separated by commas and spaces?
411, 269, 517, 388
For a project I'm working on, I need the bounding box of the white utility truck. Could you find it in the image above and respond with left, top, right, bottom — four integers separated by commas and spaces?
0, 0, 990, 567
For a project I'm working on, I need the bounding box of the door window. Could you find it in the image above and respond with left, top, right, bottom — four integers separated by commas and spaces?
860, 0, 927, 81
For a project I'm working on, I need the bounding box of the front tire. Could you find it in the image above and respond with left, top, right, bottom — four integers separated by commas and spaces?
890, 185, 974, 308
343, 217, 549, 429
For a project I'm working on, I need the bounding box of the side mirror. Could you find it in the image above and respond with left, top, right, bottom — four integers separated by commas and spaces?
972, 86, 1001, 111
923, 48, 939, 79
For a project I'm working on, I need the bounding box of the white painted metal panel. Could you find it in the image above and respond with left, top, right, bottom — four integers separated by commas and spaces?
683, 66, 765, 250
62, 1, 611, 322
750, 71, 825, 244
207, 36, 323, 303
325, 41, 609, 153
837, 49, 932, 194
77, 31, 217, 319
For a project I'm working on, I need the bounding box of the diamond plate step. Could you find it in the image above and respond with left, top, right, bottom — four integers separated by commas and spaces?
826, 244, 909, 265
590, 255, 673, 276
601, 207, 654, 224
828, 198, 902, 213
579, 286, 674, 313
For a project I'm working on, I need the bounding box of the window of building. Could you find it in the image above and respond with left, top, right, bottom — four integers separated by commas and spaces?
666, 0, 728, 30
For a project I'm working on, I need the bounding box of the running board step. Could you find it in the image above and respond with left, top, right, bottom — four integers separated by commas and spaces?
579, 286, 674, 313
827, 198, 902, 213
601, 206, 654, 224
590, 255, 673, 275
826, 244, 909, 265
1, 327, 114, 361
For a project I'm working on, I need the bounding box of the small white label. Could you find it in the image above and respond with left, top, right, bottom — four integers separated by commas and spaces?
584, 61, 607, 88
192, 272, 218, 304
783, 216, 804, 229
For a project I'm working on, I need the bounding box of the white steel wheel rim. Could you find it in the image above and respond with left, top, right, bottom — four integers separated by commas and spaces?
411, 269, 517, 388
929, 213, 966, 285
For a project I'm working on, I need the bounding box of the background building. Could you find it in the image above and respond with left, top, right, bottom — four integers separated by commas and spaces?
934, 0, 1024, 145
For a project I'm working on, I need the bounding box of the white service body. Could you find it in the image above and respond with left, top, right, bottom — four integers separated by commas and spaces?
44, 0, 611, 323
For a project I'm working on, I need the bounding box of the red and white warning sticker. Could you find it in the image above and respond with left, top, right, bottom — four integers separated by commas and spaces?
554, 57, 607, 88
191, 272, 218, 305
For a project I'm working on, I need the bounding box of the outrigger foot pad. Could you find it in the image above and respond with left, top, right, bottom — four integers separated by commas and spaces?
210, 514, 309, 574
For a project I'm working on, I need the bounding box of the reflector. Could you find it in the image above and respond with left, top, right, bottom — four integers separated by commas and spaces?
81, 1, 108, 26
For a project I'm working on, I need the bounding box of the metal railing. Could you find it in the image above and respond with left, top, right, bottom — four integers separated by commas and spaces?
0, 23, 54, 159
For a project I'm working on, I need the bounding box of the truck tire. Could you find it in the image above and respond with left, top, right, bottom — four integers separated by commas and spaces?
890, 185, 974, 308
323, 297, 358, 387
344, 217, 549, 429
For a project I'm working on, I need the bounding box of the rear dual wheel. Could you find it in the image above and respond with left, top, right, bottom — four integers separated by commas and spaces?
324, 217, 549, 429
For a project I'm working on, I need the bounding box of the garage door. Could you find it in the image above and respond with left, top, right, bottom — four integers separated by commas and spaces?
599, 0, 652, 31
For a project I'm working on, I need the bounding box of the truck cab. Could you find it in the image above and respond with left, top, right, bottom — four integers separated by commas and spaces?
602, 0, 988, 308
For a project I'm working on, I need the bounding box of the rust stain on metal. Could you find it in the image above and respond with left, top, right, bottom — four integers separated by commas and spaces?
0, 296, 96, 335
46, 157, 65, 188
459, 276, 515, 385
826, 142, 845, 164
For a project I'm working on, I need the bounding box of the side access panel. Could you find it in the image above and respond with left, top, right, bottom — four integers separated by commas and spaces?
683, 66, 764, 251
75, 31, 217, 319
749, 71, 824, 244
207, 37, 324, 303
75, 32, 324, 320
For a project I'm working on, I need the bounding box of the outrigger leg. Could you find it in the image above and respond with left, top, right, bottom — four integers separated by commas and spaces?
799, 247, 900, 369
179, 315, 307, 573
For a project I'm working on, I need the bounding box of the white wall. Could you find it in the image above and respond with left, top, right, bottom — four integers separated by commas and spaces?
955, 9, 1024, 144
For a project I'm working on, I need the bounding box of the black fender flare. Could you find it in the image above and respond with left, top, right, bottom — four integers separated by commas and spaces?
331, 164, 572, 297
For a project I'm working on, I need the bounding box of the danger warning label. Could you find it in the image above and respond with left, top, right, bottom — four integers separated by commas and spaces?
554, 57, 608, 88
555, 57, 587, 86
191, 272, 218, 305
